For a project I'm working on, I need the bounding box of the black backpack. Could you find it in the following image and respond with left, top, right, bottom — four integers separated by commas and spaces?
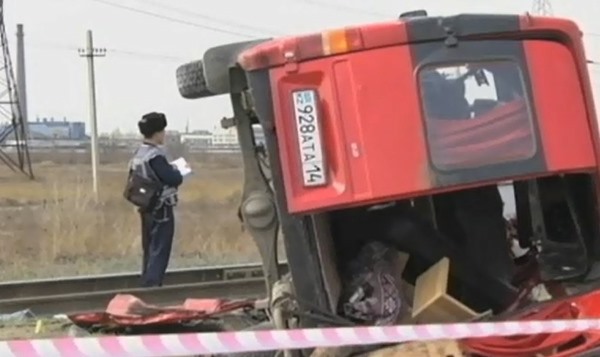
123, 171, 162, 212
123, 165, 163, 212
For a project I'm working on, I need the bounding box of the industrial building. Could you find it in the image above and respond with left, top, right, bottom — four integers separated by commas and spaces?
180, 125, 264, 153
0, 117, 88, 150
1, 116, 265, 153
27, 117, 87, 140
180, 130, 212, 150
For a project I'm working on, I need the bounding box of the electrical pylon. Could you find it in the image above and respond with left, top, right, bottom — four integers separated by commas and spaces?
0, 0, 33, 178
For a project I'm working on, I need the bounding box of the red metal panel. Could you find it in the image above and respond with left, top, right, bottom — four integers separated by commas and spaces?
519, 15, 599, 168
271, 44, 429, 214
69, 294, 255, 326
238, 21, 410, 71
465, 290, 600, 356
523, 39, 596, 171
265, 16, 599, 214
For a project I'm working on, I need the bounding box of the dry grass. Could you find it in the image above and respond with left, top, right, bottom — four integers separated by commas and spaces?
0, 152, 263, 281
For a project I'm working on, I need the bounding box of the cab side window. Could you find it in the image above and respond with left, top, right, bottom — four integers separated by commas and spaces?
419, 61, 536, 171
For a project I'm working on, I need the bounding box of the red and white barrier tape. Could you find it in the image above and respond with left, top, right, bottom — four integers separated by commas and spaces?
2, 319, 600, 357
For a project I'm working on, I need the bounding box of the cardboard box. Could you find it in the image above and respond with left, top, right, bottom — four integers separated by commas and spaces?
412, 258, 488, 323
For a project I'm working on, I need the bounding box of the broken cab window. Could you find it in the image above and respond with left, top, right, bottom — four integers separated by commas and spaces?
419, 61, 536, 171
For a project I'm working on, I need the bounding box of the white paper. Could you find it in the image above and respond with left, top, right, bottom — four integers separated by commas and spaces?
171, 157, 192, 177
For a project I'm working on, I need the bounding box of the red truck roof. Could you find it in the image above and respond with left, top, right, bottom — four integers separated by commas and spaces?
238, 15, 583, 71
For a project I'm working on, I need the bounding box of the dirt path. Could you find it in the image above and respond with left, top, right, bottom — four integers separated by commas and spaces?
0, 318, 75, 340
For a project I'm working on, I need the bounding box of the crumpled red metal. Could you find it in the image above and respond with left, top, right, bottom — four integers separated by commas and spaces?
68, 294, 255, 326
464, 290, 600, 357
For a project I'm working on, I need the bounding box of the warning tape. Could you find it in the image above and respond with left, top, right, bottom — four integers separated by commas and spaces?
1, 319, 600, 357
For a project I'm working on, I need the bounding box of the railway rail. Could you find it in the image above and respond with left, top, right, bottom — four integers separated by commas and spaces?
0, 262, 287, 316
0, 185, 514, 317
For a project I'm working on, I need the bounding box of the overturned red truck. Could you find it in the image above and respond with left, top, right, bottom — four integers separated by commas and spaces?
177, 10, 600, 356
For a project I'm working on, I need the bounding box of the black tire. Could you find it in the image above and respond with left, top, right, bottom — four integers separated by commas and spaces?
176, 60, 215, 99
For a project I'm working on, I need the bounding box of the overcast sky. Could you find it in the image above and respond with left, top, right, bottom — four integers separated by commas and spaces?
5, 0, 600, 134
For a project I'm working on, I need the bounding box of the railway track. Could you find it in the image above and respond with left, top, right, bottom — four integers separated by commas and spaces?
0, 263, 287, 316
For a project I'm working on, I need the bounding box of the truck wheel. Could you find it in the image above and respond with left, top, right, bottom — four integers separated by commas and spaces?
176, 60, 215, 99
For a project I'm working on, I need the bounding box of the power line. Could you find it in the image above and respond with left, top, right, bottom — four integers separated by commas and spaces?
107, 48, 188, 62
27, 41, 78, 51
44, 1, 600, 64
27, 41, 188, 63
31, 41, 600, 67
294, 0, 386, 18
135, 0, 280, 37
84, 0, 600, 46
87, 0, 257, 39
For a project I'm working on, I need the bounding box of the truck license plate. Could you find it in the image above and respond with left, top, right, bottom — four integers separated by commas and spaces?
292, 90, 326, 187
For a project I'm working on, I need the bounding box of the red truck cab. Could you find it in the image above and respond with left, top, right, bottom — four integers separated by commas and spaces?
177, 11, 600, 356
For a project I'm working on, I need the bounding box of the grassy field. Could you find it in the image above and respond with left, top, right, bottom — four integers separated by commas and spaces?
0, 152, 262, 281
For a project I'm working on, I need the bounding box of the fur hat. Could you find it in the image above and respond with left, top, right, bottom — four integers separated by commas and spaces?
138, 112, 167, 138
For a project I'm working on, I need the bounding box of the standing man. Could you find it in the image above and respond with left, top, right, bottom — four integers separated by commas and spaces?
128, 112, 183, 287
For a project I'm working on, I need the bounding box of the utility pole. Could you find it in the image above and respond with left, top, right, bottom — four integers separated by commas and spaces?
78, 30, 105, 199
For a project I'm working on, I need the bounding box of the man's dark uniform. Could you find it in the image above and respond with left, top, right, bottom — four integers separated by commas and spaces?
129, 113, 183, 287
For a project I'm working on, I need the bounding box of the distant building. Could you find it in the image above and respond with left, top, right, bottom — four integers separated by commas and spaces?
181, 130, 212, 150
180, 126, 264, 152
0, 117, 88, 150
28, 117, 87, 140
211, 126, 238, 147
